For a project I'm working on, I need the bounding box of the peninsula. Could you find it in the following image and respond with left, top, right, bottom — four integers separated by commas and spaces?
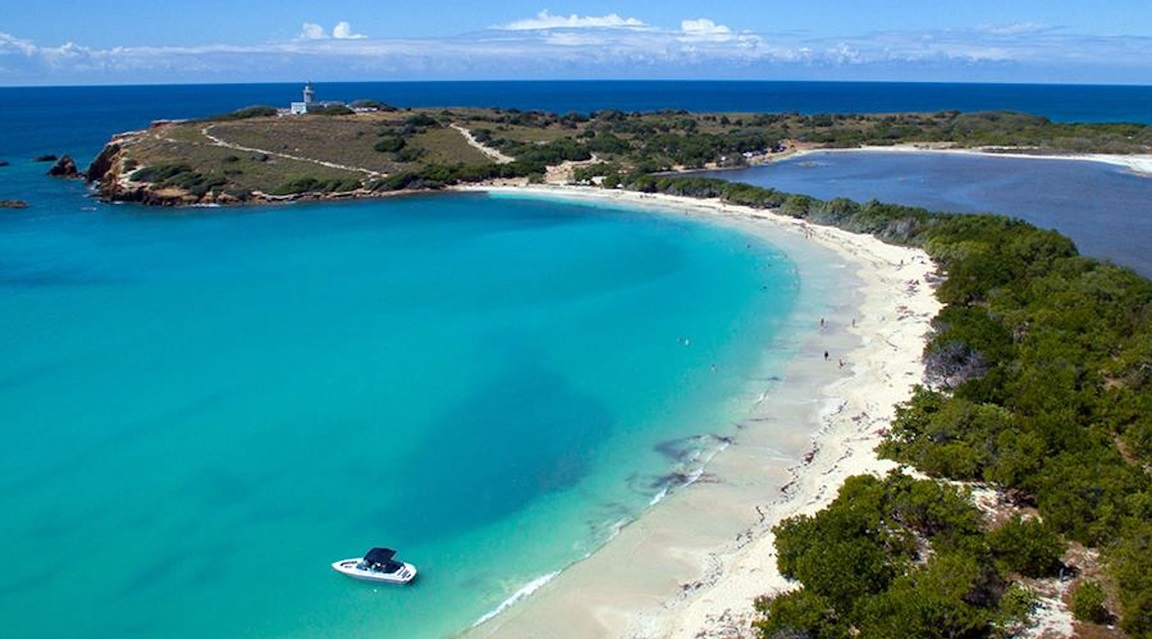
85, 104, 1151, 206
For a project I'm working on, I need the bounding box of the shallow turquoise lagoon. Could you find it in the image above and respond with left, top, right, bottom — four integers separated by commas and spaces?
0, 190, 801, 638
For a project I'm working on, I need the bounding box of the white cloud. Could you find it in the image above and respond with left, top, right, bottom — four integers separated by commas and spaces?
298, 21, 366, 41
3, 19, 1152, 85
299, 23, 327, 41
679, 19, 735, 42
978, 22, 1051, 36
332, 21, 366, 40
501, 10, 646, 31
0, 32, 38, 56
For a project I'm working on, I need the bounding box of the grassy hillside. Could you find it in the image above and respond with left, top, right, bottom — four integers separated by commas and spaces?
87, 106, 1152, 205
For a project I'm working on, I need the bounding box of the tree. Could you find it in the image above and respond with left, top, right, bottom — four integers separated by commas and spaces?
754, 589, 850, 639
1070, 581, 1111, 625
855, 553, 997, 639
987, 516, 1065, 578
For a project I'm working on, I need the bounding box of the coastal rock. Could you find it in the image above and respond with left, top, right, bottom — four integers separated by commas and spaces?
86, 142, 161, 203
47, 155, 83, 179
0, 199, 29, 209
33, 154, 57, 162
86, 140, 203, 205
86, 143, 122, 186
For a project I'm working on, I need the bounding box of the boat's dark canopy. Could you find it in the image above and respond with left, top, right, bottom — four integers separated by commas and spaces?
364, 548, 397, 564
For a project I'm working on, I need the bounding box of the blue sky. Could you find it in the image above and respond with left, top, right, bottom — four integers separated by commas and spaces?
2, 1, 1151, 85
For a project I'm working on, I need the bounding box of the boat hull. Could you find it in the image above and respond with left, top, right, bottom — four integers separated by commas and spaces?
331, 559, 417, 584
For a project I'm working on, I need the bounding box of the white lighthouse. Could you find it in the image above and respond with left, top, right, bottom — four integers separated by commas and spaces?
290, 82, 317, 115
287, 82, 347, 115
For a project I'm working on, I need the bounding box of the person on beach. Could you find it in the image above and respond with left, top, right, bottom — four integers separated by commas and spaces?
824, 350, 829, 361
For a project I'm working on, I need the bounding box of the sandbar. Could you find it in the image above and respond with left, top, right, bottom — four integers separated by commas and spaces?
459, 185, 941, 638
801, 144, 1152, 176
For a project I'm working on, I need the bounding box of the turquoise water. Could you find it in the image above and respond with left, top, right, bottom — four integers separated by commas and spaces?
0, 181, 798, 638
10, 80, 1147, 638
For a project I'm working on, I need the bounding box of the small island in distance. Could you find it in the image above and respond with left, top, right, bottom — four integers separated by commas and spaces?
84, 83, 1152, 206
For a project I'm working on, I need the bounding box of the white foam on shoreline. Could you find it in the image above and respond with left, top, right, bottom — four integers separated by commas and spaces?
472, 571, 563, 628
470, 432, 735, 631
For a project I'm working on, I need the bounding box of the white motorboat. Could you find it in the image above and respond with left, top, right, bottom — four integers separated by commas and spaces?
332, 547, 417, 584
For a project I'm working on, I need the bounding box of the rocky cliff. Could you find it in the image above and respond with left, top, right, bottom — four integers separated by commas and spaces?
85, 140, 211, 206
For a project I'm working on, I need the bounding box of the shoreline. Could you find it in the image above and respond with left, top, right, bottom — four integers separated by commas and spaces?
788, 144, 1152, 176
460, 185, 941, 638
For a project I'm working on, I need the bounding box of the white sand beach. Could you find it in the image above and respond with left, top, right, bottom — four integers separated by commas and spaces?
804, 144, 1152, 176
461, 185, 942, 639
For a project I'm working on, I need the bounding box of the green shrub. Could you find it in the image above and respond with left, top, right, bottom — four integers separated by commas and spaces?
754, 589, 850, 639
131, 163, 194, 183
988, 516, 1065, 578
394, 147, 425, 163
404, 113, 440, 128
373, 137, 406, 153
1071, 581, 1111, 624
349, 99, 395, 111
307, 104, 354, 116
270, 177, 322, 195
207, 105, 279, 121
996, 585, 1039, 631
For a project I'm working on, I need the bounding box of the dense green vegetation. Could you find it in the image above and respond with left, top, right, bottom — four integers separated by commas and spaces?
463, 107, 1151, 170
876, 201, 1152, 636
1071, 581, 1112, 624
129, 162, 229, 197
598, 173, 1152, 637
305, 104, 355, 116
473, 130, 593, 165
757, 472, 1044, 639
367, 160, 548, 191
348, 99, 396, 111
204, 105, 279, 121
268, 175, 361, 196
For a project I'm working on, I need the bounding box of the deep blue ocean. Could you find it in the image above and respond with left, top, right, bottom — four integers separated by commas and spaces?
1, 81, 1150, 638
4, 81, 1152, 163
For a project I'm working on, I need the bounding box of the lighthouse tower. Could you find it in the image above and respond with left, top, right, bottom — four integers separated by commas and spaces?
290, 82, 317, 115
288, 81, 346, 115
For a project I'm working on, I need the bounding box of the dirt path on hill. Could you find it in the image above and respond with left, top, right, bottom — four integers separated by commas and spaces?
450, 124, 515, 164
199, 125, 382, 176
